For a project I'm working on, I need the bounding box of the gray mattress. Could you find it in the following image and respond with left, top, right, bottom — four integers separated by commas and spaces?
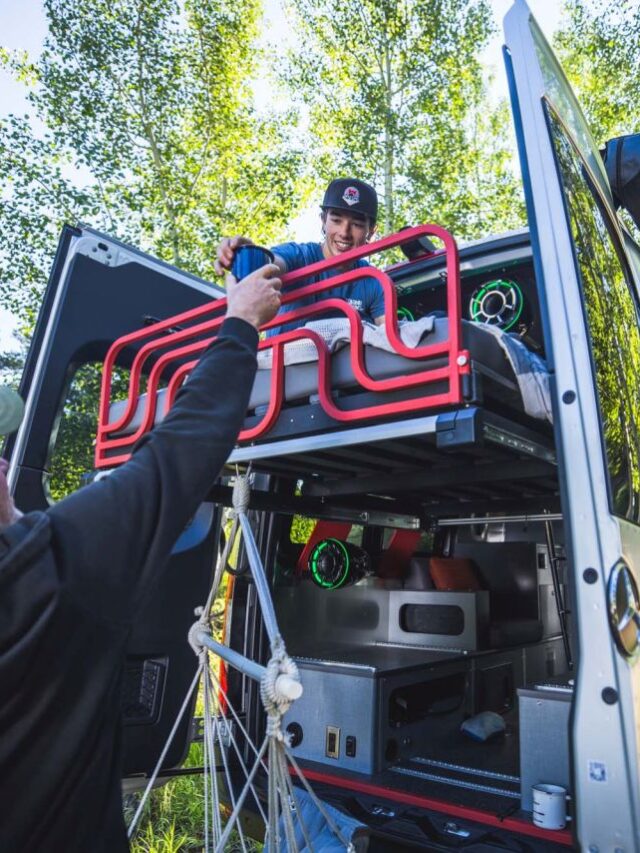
107, 318, 517, 437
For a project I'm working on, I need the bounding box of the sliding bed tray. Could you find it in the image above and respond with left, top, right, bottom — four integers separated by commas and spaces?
94, 225, 553, 482
106, 317, 528, 437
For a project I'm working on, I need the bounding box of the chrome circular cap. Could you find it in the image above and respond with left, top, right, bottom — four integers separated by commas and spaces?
608, 560, 640, 661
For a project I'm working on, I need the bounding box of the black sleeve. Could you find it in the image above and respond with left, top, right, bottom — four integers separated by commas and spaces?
48, 317, 258, 622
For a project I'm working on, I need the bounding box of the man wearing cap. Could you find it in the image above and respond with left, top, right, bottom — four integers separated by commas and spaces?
0, 266, 282, 852
215, 178, 386, 332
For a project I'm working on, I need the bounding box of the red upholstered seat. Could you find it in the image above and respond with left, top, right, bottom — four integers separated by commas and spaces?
428, 557, 482, 591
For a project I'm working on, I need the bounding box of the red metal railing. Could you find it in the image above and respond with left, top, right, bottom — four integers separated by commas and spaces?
95, 224, 469, 468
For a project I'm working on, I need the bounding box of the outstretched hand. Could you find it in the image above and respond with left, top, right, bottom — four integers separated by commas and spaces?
0, 458, 22, 529
214, 235, 254, 276
225, 263, 282, 329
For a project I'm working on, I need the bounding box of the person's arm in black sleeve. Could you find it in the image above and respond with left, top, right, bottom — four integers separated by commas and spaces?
47, 266, 281, 622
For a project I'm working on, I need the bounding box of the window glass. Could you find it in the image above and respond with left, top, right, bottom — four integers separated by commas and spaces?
530, 18, 612, 208
546, 105, 640, 521
288, 516, 364, 546
48, 364, 146, 500
382, 527, 432, 551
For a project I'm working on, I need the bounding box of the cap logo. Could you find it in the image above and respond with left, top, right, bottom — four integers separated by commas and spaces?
342, 186, 360, 206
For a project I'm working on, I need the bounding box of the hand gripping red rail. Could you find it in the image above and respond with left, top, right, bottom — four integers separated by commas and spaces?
95, 224, 469, 468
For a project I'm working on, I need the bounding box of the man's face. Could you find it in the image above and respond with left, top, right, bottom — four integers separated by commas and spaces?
322, 209, 372, 259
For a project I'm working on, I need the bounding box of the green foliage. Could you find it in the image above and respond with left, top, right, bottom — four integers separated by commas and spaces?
127, 745, 204, 852
281, 0, 526, 238
0, 0, 307, 329
126, 707, 263, 850
289, 513, 315, 544
554, 0, 640, 145
0, 112, 99, 325
0, 333, 29, 387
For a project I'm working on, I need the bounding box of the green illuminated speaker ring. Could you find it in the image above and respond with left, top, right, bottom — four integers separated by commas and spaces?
469, 278, 524, 331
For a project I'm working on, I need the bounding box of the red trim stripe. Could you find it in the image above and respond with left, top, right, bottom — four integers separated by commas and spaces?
296, 766, 573, 847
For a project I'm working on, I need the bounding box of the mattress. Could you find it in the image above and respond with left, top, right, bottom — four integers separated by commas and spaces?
106, 318, 522, 437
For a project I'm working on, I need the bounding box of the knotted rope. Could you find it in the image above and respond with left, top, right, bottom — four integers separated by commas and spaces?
134, 471, 354, 852
260, 636, 301, 741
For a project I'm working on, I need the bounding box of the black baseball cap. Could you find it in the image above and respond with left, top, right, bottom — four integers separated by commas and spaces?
321, 178, 378, 223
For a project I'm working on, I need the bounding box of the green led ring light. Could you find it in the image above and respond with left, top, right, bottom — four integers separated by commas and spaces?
397, 306, 415, 322
309, 538, 351, 589
308, 538, 371, 590
469, 279, 524, 332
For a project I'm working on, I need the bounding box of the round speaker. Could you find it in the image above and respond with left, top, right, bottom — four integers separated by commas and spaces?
469, 278, 525, 331
308, 538, 371, 589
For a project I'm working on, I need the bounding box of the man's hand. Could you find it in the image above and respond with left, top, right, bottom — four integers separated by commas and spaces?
0, 458, 23, 529
214, 235, 254, 276
225, 264, 282, 329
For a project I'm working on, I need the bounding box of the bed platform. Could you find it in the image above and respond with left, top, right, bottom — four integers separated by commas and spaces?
95, 223, 557, 513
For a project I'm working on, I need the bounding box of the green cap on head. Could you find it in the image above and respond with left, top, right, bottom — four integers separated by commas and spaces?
0, 387, 24, 436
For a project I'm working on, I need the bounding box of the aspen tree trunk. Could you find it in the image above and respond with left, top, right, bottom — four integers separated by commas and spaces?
383, 40, 394, 234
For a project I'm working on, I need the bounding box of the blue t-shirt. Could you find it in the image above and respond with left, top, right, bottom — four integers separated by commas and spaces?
266, 241, 385, 336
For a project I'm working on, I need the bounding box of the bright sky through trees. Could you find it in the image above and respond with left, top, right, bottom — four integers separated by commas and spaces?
0, 0, 564, 350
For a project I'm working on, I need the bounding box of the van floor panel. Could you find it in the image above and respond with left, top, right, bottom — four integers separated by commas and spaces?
298, 770, 571, 851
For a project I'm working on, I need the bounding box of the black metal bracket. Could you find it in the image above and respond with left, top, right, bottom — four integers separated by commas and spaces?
436, 408, 483, 450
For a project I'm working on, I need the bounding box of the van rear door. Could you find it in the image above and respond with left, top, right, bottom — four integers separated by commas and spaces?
6, 226, 225, 777
504, 2, 640, 848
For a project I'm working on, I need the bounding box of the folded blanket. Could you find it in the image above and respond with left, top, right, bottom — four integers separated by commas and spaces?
479, 324, 553, 423
257, 316, 435, 368
257, 316, 553, 423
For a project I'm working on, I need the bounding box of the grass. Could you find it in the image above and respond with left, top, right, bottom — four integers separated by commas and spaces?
127, 739, 264, 853
128, 560, 263, 852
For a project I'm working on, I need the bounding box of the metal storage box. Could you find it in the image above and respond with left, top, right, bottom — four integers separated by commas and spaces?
518, 682, 572, 811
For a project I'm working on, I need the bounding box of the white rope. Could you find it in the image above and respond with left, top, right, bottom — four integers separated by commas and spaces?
203, 671, 222, 846
286, 749, 355, 851
208, 701, 249, 853
132, 469, 357, 852
205, 665, 271, 790
260, 637, 302, 741
127, 663, 203, 839
214, 735, 270, 852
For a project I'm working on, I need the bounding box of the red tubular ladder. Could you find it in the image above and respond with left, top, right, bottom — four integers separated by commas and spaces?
95, 224, 469, 468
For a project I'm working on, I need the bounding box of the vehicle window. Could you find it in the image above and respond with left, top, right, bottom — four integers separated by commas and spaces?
346, 525, 364, 547
546, 104, 640, 522
530, 18, 612, 210
48, 363, 145, 500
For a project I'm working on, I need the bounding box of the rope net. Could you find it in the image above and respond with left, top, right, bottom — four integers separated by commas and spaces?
128, 473, 355, 852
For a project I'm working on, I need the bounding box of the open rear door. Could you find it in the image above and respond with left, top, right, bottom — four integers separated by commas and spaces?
504, 2, 640, 848
6, 226, 226, 776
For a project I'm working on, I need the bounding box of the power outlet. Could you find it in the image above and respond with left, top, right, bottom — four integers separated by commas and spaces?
325, 726, 340, 759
